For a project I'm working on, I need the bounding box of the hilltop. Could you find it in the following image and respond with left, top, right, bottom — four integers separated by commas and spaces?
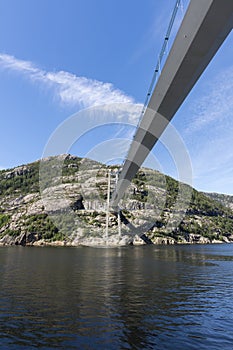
0, 154, 232, 246
203, 192, 233, 211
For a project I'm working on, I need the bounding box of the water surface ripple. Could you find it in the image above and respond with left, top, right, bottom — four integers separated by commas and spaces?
0, 244, 233, 349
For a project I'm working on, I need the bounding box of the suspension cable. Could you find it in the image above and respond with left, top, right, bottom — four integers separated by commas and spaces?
138, 0, 182, 122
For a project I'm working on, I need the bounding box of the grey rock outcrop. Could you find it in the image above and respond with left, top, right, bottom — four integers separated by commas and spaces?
0, 154, 232, 246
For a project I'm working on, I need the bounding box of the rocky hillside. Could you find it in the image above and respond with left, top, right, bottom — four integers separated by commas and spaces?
0, 154, 233, 246
203, 192, 233, 210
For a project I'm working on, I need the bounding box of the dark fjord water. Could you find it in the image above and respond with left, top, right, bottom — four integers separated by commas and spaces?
0, 244, 233, 349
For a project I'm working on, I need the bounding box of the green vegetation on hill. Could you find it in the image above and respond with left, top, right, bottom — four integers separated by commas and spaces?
0, 154, 232, 245
203, 192, 233, 210
0, 161, 39, 197
0, 214, 10, 229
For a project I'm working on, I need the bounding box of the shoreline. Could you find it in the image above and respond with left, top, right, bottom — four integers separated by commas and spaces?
0, 237, 231, 248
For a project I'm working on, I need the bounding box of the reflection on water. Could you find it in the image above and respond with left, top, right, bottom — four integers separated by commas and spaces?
0, 244, 233, 349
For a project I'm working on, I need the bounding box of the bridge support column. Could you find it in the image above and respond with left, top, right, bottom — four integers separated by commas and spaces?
105, 169, 111, 245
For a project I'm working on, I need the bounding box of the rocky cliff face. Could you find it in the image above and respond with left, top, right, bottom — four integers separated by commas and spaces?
203, 192, 233, 210
0, 154, 232, 246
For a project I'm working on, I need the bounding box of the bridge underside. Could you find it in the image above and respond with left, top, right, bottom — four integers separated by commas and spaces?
111, 0, 233, 208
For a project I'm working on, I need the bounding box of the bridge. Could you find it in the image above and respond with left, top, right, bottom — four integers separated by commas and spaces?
111, 0, 233, 210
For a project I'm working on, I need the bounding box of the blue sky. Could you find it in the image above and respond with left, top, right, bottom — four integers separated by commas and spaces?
0, 0, 232, 194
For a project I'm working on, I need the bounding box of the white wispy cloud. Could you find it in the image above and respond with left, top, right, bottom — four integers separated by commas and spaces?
0, 53, 39, 73
0, 53, 135, 108
185, 66, 233, 134
182, 65, 233, 193
191, 133, 233, 175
